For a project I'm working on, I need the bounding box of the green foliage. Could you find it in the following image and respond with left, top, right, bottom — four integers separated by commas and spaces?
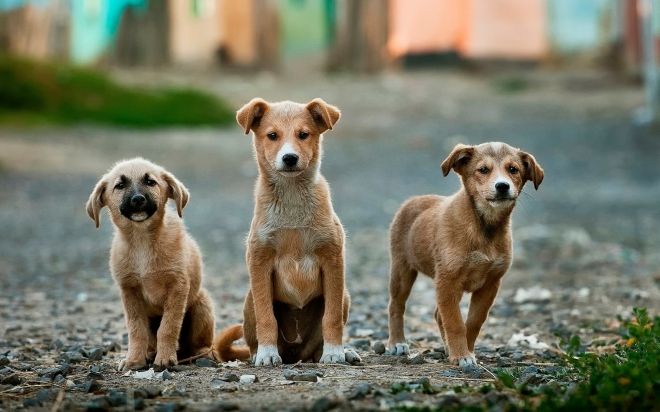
0, 56, 234, 127
495, 307, 659, 412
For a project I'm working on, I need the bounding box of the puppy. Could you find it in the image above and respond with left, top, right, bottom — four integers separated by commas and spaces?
86, 158, 225, 370
386, 142, 543, 367
216, 98, 359, 366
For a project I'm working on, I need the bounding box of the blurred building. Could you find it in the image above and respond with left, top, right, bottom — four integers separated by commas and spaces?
0, 0, 658, 72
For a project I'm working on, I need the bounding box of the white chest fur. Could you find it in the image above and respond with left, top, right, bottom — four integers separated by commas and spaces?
273, 253, 322, 309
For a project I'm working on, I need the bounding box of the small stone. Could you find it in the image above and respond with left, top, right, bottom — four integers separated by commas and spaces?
210, 377, 237, 391
0, 356, 9, 366
85, 347, 104, 361
373, 341, 386, 355
311, 396, 339, 412
104, 341, 121, 353
105, 390, 127, 407
347, 383, 371, 400
80, 379, 102, 393
1, 373, 22, 385
60, 351, 85, 364
350, 338, 371, 350
511, 351, 524, 362
87, 371, 104, 380
239, 374, 257, 384
140, 385, 162, 398
195, 357, 217, 368
159, 369, 173, 380
85, 397, 111, 412
283, 370, 318, 382
219, 372, 240, 382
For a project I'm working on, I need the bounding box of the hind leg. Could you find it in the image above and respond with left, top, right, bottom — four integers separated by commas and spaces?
387, 258, 418, 355
242, 290, 258, 358
181, 289, 215, 359
342, 291, 361, 363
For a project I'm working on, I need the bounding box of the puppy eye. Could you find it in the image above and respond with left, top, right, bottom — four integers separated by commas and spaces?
267, 132, 277, 141
114, 182, 125, 190
145, 178, 157, 186
478, 166, 490, 174
508, 166, 519, 174
298, 131, 309, 140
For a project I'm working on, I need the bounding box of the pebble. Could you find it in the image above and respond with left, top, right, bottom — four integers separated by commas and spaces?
373, 341, 386, 355
350, 338, 371, 350
311, 396, 339, 412
195, 357, 217, 368
85, 347, 104, 361
239, 374, 257, 384
283, 369, 318, 382
210, 377, 237, 391
218, 372, 240, 382
0, 356, 9, 366
80, 379, 102, 393
347, 383, 372, 400
105, 390, 127, 407
1, 373, 22, 385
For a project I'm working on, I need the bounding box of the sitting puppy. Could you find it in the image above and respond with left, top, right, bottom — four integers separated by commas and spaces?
386, 142, 543, 367
216, 98, 360, 366
86, 158, 227, 370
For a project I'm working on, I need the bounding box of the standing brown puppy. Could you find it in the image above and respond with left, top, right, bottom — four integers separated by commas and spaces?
86, 158, 226, 370
386, 142, 543, 368
216, 98, 359, 365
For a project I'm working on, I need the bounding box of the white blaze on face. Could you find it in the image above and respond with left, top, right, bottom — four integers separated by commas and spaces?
275, 142, 298, 170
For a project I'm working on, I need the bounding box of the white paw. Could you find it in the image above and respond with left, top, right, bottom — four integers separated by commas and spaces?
386, 342, 409, 356
320, 343, 346, 364
254, 345, 282, 366
458, 354, 478, 370
344, 348, 361, 364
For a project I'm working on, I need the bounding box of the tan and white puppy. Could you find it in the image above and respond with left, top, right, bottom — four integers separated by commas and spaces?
86, 158, 220, 370
217, 98, 359, 365
387, 142, 544, 368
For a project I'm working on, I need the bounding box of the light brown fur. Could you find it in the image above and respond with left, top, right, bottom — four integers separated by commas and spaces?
216, 98, 359, 365
86, 158, 241, 371
386, 142, 543, 367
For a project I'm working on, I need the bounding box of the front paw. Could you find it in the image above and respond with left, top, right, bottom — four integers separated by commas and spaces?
450, 353, 478, 370
153, 351, 177, 371
386, 342, 409, 356
118, 356, 148, 372
320, 344, 346, 364
254, 345, 282, 366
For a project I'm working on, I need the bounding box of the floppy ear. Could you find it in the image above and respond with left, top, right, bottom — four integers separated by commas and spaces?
236, 98, 269, 134
162, 171, 190, 217
520, 151, 544, 190
85, 179, 106, 228
306, 98, 340, 133
441, 144, 475, 176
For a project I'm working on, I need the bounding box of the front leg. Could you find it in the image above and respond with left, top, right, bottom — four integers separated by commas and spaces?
248, 246, 281, 366
465, 279, 501, 353
153, 275, 189, 370
319, 247, 347, 364
436, 276, 474, 368
118, 286, 150, 371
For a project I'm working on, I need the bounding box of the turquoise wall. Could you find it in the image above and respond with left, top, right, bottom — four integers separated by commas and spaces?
70, 0, 146, 64
547, 0, 618, 53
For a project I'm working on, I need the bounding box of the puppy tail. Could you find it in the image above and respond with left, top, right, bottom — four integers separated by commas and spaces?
213, 324, 251, 362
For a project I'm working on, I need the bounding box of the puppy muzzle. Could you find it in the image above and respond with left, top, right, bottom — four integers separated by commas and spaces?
120, 192, 158, 222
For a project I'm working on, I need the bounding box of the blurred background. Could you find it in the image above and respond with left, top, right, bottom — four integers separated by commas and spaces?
0, 0, 659, 370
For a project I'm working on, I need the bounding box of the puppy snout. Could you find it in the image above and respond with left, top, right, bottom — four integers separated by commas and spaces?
495, 182, 510, 194
131, 194, 146, 207
282, 153, 299, 167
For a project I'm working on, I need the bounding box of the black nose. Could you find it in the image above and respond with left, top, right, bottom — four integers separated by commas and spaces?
282, 153, 299, 167
495, 182, 510, 194
131, 194, 146, 207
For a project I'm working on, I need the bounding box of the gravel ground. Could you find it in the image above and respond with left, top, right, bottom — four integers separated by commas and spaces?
0, 68, 659, 411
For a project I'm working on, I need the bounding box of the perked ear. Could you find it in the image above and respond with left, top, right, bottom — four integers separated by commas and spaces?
162, 171, 190, 217
520, 151, 544, 190
86, 179, 107, 228
441, 144, 475, 176
306, 98, 341, 133
236, 98, 269, 135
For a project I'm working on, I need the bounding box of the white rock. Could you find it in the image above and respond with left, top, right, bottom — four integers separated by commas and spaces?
507, 333, 549, 350
513, 286, 552, 303
133, 368, 156, 380
239, 374, 257, 384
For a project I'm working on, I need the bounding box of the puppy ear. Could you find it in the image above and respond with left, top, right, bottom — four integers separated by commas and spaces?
85, 179, 106, 228
520, 151, 544, 190
236, 98, 269, 134
441, 144, 475, 176
306, 98, 340, 133
162, 172, 190, 217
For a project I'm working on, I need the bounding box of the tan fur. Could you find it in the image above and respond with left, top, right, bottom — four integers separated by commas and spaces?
387, 142, 543, 366
85, 158, 232, 370
216, 98, 355, 365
